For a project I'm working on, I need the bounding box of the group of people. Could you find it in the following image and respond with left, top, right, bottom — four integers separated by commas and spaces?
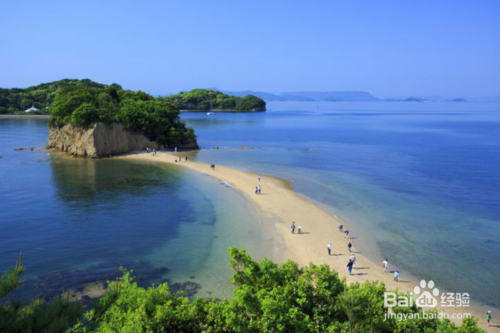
290, 221, 303, 234
255, 175, 262, 194
175, 156, 188, 163
255, 185, 262, 194
337, 225, 357, 276
331, 224, 400, 280
146, 147, 157, 156
381, 258, 400, 281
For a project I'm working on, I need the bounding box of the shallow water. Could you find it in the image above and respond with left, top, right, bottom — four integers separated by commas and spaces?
0, 119, 276, 300
1, 101, 499, 310
182, 101, 500, 309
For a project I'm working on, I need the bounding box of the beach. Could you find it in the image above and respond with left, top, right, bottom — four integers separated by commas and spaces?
121, 150, 497, 331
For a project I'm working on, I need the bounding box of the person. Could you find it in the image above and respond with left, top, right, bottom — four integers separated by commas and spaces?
394, 270, 399, 282
291, 222, 296, 234
146, 147, 150, 152
258, 185, 261, 194
255, 186, 259, 194
487, 311, 492, 327
382, 259, 389, 272
327, 243, 332, 256
258, 175, 261, 182
185, 156, 188, 161
350, 253, 356, 268
298, 224, 302, 234
175, 147, 178, 153
211, 164, 215, 170
339, 224, 343, 232
347, 242, 352, 252
344, 230, 349, 238
152, 149, 156, 156
347, 259, 354, 275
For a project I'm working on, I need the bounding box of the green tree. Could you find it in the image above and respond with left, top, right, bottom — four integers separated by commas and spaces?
160, 89, 266, 111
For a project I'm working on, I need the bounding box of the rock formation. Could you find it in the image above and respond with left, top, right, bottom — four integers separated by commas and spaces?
47, 122, 162, 157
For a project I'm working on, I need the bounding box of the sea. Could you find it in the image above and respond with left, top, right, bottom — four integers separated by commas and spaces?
0, 101, 499, 310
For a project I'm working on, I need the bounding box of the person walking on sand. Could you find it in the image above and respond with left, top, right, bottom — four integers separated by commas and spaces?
175, 147, 177, 153
394, 270, 399, 282
291, 222, 296, 234
258, 185, 261, 194
487, 311, 492, 327
211, 164, 215, 170
350, 253, 356, 268
347, 259, 354, 275
347, 242, 352, 252
298, 224, 302, 234
339, 224, 343, 232
382, 259, 389, 273
255, 186, 259, 194
327, 243, 332, 256
185, 156, 188, 161
344, 230, 349, 238
258, 175, 261, 182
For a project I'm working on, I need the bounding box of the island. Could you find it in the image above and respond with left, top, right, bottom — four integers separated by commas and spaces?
0, 79, 114, 115
158, 89, 266, 112
46, 81, 198, 157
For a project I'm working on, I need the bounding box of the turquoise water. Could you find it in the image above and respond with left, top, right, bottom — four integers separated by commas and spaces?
181, 101, 500, 309
0, 119, 276, 301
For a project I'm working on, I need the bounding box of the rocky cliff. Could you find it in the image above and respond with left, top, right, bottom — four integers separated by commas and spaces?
47, 122, 162, 157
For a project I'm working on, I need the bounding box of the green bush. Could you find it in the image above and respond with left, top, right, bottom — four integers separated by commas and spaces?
160, 89, 266, 111
48, 83, 196, 147
0, 249, 485, 332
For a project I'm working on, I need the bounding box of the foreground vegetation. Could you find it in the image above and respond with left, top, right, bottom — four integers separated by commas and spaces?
1, 248, 484, 333
159, 89, 266, 112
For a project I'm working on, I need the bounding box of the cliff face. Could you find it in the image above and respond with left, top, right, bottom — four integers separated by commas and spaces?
47, 122, 161, 157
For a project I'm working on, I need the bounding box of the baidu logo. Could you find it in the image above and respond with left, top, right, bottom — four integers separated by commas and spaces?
414, 280, 439, 308
384, 279, 470, 309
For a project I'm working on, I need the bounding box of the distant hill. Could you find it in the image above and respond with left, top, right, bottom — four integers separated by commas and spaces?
224, 90, 379, 102
403, 97, 426, 102
279, 91, 379, 102
223, 90, 287, 101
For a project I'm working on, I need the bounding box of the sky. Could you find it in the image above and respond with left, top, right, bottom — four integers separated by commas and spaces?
1, 0, 499, 98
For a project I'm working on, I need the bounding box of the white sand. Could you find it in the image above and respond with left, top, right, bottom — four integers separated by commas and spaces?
120, 151, 496, 331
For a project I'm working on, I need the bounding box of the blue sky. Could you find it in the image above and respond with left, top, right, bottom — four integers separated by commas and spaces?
1, 0, 498, 97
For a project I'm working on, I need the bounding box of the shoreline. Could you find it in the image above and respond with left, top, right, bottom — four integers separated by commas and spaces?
120, 151, 496, 331
0, 114, 50, 119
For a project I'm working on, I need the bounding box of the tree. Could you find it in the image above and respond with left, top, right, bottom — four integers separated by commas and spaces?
160, 89, 266, 111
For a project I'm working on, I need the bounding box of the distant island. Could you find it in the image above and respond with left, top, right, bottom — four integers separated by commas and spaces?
158, 89, 266, 112
0, 79, 113, 115
39, 79, 198, 157
222, 90, 379, 102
